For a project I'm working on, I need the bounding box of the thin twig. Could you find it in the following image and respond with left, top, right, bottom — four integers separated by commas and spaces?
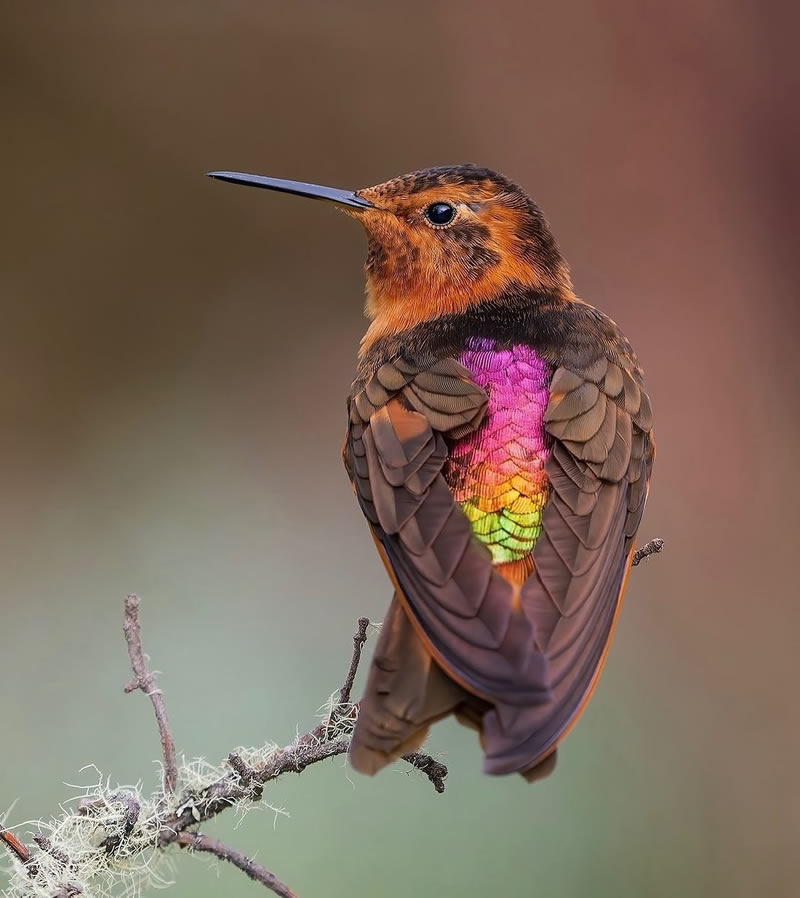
227, 751, 254, 785
0, 829, 30, 864
400, 752, 448, 794
322, 616, 368, 741
632, 537, 664, 566
176, 832, 298, 898
27, 837, 83, 895
122, 594, 178, 793
339, 616, 370, 705
32, 836, 73, 871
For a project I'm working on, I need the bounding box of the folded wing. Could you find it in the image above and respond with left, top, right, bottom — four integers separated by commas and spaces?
345, 352, 654, 776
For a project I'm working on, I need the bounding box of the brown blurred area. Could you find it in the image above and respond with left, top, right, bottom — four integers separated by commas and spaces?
1, 2, 798, 897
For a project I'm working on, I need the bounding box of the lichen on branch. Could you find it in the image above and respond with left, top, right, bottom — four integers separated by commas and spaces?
0, 603, 447, 898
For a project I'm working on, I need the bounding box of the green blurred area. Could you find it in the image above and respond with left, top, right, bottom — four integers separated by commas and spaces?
1, 2, 797, 896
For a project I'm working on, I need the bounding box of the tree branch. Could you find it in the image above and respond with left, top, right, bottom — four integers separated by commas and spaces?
338, 616, 370, 706
0, 538, 661, 898
632, 537, 664, 565
0, 829, 30, 864
0, 605, 447, 898
176, 833, 297, 898
400, 752, 448, 794
123, 594, 179, 793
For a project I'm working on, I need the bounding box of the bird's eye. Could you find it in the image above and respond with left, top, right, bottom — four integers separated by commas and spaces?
424, 202, 457, 227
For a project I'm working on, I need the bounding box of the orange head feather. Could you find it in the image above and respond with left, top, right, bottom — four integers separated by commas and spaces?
349, 166, 574, 350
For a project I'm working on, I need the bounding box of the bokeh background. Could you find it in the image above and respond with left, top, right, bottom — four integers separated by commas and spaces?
2, 2, 798, 896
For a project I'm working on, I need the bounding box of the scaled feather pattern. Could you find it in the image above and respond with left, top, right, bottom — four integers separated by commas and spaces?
447, 340, 552, 573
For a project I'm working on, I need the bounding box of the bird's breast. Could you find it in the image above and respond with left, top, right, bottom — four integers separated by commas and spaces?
445, 340, 553, 580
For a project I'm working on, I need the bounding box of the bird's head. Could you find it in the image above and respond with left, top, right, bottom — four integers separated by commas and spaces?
208, 164, 573, 350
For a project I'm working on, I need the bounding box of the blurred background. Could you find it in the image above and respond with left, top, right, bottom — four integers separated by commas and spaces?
2, 2, 798, 896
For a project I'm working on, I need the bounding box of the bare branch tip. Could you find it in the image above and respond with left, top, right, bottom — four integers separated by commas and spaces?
176, 832, 298, 898
339, 617, 371, 702
121, 594, 179, 794
0, 828, 30, 864
632, 537, 665, 566
402, 751, 448, 794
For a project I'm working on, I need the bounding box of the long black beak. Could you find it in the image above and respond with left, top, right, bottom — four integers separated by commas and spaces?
206, 171, 373, 209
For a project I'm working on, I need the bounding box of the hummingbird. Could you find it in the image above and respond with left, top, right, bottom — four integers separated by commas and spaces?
208, 165, 654, 782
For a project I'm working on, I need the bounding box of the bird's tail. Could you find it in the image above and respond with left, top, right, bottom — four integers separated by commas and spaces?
348, 595, 560, 784
348, 595, 466, 776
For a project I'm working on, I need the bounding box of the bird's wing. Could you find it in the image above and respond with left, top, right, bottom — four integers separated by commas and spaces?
345, 353, 654, 774
346, 356, 551, 709
481, 356, 654, 773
